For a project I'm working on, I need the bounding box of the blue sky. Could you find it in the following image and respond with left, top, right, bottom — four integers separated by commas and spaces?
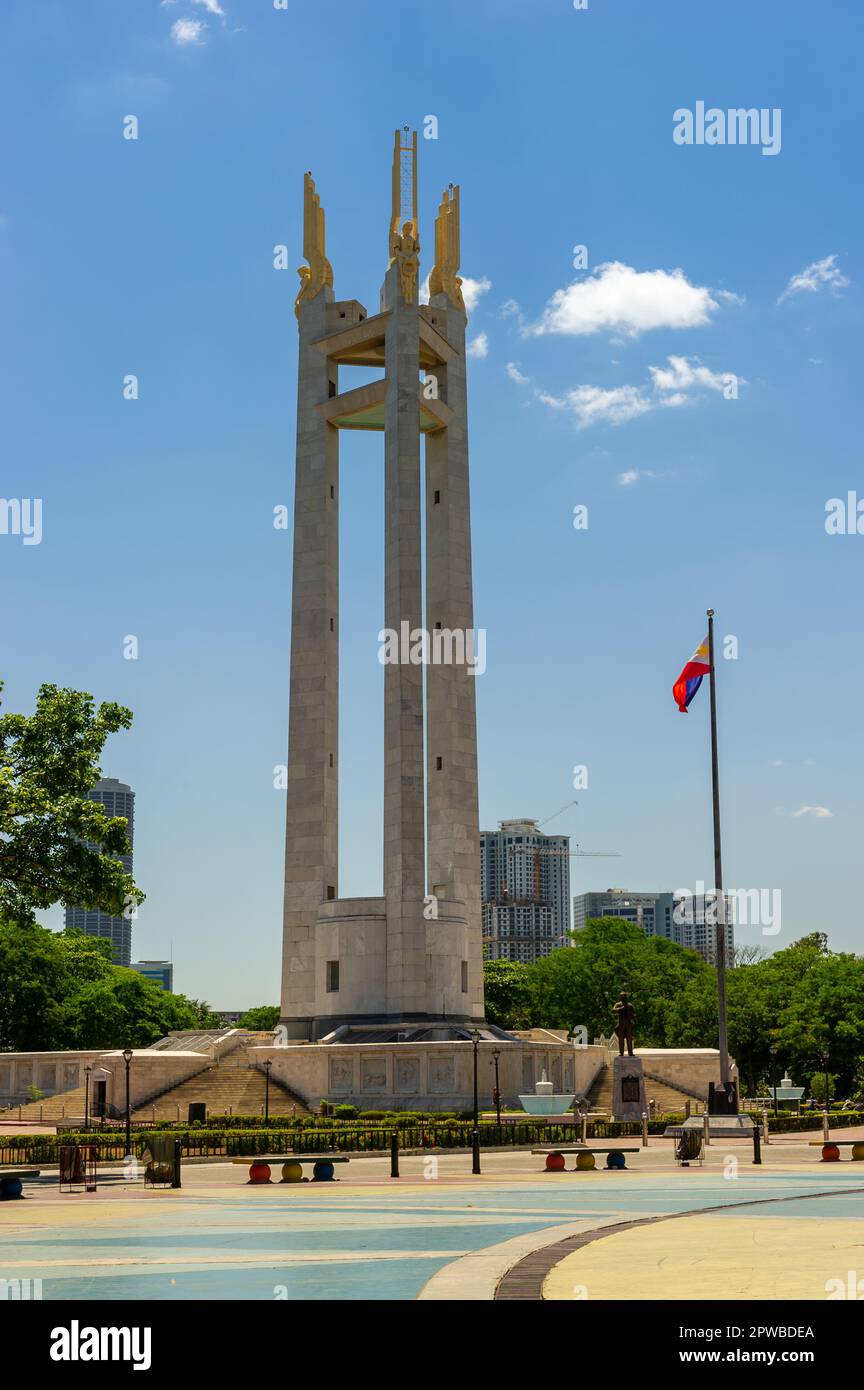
1, 0, 861, 1006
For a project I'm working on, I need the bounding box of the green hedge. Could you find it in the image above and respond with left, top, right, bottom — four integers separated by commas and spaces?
765, 1109, 864, 1134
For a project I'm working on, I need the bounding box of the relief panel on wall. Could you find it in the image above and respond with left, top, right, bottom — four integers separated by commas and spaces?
329, 1057, 354, 1094
361, 1057, 388, 1093
521, 1053, 534, 1092
429, 1056, 455, 1094
395, 1056, 420, 1095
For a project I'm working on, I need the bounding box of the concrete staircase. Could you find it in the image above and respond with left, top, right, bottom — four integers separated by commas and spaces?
6, 1084, 90, 1124
587, 1060, 697, 1116
132, 1047, 310, 1121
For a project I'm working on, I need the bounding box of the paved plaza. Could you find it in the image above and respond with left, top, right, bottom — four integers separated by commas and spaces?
2, 1136, 861, 1302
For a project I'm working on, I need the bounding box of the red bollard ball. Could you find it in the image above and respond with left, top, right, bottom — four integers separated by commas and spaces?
545, 1152, 566, 1171
821, 1144, 840, 1162
248, 1161, 272, 1184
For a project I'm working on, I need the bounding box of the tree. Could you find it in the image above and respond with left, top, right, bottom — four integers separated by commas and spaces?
187, 999, 224, 1029
0, 682, 144, 923
238, 1005, 280, 1031
0, 920, 203, 1050
529, 919, 709, 1044
482, 960, 533, 1029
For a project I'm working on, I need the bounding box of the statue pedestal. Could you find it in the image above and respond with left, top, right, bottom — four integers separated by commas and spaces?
611, 1054, 648, 1121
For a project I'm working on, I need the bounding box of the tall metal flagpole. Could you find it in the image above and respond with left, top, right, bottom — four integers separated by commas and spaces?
706, 609, 732, 1097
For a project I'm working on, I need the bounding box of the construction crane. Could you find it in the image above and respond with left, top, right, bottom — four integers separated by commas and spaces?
500, 842, 621, 903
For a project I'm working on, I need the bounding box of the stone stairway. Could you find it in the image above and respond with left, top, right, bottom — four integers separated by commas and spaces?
132, 1049, 310, 1121
5, 1083, 90, 1124
586, 1061, 697, 1116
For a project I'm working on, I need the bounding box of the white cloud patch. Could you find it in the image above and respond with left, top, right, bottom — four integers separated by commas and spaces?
649, 354, 732, 397
535, 355, 738, 431
461, 275, 492, 313
526, 261, 718, 339
791, 805, 833, 819
466, 332, 488, 359
506, 361, 529, 385
193, 0, 225, 12
170, 17, 206, 43
538, 384, 652, 430
421, 273, 490, 313
617, 469, 666, 486
716, 288, 746, 306
778, 254, 849, 305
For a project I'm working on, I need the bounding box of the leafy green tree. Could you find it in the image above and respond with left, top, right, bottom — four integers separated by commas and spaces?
0, 682, 144, 923
187, 999, 224, 1029
482, 960, 534, 1029
238, 1005, 281, 1031
0, 919, 204, 1050
808, 1071, 838, 1106
529, 919, 708, 1044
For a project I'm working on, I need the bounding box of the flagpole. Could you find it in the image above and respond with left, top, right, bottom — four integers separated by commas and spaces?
706, 608, 732, 1096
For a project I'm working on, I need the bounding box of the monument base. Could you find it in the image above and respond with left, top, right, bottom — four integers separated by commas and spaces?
611, 1053, 648, 1121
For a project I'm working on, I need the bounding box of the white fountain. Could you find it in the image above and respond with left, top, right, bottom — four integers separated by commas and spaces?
518, 1069, 577, 1117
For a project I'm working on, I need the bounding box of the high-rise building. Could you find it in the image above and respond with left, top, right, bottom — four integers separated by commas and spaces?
130, 960, 173, 992
64, 777, 135, 966
572, 888, 734, 963
481, 819, 571, 963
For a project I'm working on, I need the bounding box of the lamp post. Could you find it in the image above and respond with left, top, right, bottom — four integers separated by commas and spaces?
263, 1058, 272, 1122
122, 1048, 133, 1155
84, 1064, 92, 1130
491, 1048, 501, 1125
769, 1045, 778, 1118
469, 1029, 481, 1175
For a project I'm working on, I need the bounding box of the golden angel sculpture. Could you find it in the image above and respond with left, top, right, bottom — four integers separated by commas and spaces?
429, 184, 465, 313
295, 171, 334, 318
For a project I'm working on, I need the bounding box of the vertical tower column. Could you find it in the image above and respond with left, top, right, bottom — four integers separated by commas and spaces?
281, 175, 339, 1038
425, 299, 483, 1021
382, 255, 426, 1019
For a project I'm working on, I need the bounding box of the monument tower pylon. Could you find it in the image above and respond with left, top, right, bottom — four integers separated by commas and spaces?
280, 131, 484, 1042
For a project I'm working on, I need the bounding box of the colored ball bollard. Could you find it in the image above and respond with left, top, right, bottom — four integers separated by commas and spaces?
852, 1143, 864, 1161
0, 1178, 23, 1200
575, 1151, 596, 1171
545, 1152, 566, 1172
606, 1151, 626, 1170
312, 1161, 335, 1182
248, 1162, 272, 1184
281, 1161, 303, 1183
821, 1144, 840, 1162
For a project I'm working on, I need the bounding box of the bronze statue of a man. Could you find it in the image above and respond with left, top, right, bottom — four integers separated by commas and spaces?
612, 990, 636, 1057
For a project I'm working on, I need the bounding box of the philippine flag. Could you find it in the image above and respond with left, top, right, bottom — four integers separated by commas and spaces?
673, 635, 710, 713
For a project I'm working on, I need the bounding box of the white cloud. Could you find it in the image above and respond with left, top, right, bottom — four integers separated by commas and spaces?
420, 273, 490, 312
534, 354, 738, 431
193, 0, 225, 12
617, 468, 666, 486
170, 17, 206, 43
461, 275, 492, 313
466, 332, 488, 359
716, 288, 746, 306
526, 261, 718, 339
538, 384, 652, 430
791, 805, 833, 819
778, 254, 849, 305
505, 361, 529, 385
649, 354, 731, 396
768, 759, 785, 767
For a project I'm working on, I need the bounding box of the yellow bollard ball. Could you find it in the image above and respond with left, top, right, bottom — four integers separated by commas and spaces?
851, 1143, 864, 1162
575, 1151, 596, 1171
281, 1161, 303, 1183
